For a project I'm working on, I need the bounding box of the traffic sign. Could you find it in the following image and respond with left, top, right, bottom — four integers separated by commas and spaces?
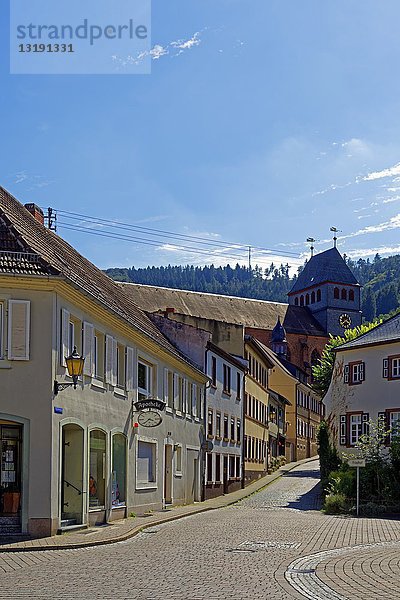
348, 459, 366, 468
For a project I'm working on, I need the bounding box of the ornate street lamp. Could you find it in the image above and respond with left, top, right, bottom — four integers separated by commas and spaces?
54, 346, 85, 395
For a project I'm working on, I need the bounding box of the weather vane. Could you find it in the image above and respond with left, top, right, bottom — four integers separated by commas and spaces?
306, 237, 317, 257
330, 227, 341, 248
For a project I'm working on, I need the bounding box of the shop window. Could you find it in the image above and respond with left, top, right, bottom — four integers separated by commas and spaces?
137, 440, 156, 484
89, 430, 106, 510
215, 454, 221, 482
206, 453, 213, 483
229, 456, 235, 479
138, 360, 152, 401
112, 434, 126, 506
0, 302, 3, 359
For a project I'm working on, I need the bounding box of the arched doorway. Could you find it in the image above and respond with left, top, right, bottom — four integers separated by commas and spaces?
61, 424, 84, 527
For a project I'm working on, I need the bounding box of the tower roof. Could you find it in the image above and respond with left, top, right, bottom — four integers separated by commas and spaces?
289, 247, 359, 295
271, 317, 287, 343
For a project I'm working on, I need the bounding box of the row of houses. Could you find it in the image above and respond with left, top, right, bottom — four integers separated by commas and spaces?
0, 187, 323, 537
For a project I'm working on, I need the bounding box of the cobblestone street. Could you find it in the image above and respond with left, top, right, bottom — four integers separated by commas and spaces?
1, 460, 400, 599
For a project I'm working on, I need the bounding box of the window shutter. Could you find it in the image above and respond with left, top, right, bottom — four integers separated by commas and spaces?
8, 300, 30, 361
105, 335, 113, 384
82, 322, 94, 376
340, 415, 347, 446
126, 347, 134, 391
192, 384, 197, 417
362, 413, 369, 435
378, 411, 389, 445
383, 358, 389, 379
199, 386, 204, 419
344, 365, 349, 384
173, 373, 179, 410
359, 362, 365, 382
112, 338, 118, 386
60, 308, 70, 367
163, 369, 169, 404
183, 379, 188, 414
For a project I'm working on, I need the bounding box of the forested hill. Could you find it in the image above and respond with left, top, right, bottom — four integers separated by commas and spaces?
105, 253, 400, 321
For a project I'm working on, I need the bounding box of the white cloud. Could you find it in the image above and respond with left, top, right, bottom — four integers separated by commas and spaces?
360, 162, 400, 182
383, 195, 400, 204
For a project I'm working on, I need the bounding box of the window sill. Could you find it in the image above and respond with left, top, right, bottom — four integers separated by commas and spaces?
89, 507, 105, 512
175, 411, 184, 418
222, 391, 231, 397
114, 388, 127, 399
207, 434, 214, 440
174, 472, 183, 478
91, 379, 105, 390
111, 503, 126, 509
136, 483, 158, 490
165, 407, 173, 414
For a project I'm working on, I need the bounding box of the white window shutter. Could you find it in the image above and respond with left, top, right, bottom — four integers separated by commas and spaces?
192, 384, 197, 417
344, 365, 349, 384
359, 362, 365, 382
163, 368, 169, 404
83, 322, 94, 376
105, 335, 113, 384
126, 347, 134, 391
112, 338, 118, 386
60, 308, 70, 367
8, 300, 30, 361
183, 378, 188, 414
173, 373, 179, 410
199, 386, 204, 419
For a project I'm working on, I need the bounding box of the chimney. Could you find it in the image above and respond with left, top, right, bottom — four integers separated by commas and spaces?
164, 307, 175, 318
24, 203, 44, 225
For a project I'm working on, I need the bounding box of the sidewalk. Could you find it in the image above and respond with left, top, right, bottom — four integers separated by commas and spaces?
0, 456, 317, 553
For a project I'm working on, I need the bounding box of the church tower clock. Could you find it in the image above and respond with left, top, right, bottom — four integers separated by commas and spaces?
287, 245, 362, 337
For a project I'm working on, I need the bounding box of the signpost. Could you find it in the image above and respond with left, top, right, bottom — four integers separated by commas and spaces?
348, 458, 366, 517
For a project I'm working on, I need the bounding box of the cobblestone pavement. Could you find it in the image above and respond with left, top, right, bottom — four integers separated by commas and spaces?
1, 460, 400, 599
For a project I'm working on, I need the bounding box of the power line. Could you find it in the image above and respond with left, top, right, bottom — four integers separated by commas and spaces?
49, 208, 300, 259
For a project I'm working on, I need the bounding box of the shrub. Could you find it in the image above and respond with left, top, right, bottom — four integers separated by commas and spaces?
327, 468, 356, 498
317, 421, 340, 496
323, 494, 347, 514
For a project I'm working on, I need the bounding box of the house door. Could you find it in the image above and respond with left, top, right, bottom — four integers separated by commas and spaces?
164, 445, 173, 505
186, 450, 199, 503
0, 424, 22, 532
223, 456, 229, 494
61, 424, 84, 526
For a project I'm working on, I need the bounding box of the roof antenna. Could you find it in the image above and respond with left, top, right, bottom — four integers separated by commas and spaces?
306, 237, 317, 257
45, 207, 57, 232
330, 226, 341, 248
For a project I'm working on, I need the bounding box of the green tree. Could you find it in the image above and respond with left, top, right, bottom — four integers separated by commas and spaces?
312, 320, 381, 397
363, 286, 376, 321
317, 421, 340, 496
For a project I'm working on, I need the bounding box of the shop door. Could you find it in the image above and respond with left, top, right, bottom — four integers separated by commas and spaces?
164, 445, 173, 505
61, 424, 84, 526
0, 424, 22, 528
223, 456, 229, 494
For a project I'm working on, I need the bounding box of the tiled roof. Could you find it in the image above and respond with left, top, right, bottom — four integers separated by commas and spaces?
337, 313, 400, 350
289, 247, 359, 294
120, 283, 327, 337
0, 186, 201, 369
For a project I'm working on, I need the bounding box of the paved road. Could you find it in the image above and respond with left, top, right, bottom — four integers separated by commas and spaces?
1, 460, 400, 599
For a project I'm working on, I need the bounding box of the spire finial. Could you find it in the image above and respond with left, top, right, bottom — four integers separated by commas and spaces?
306, 237, 317, 257
330, 226, 341, 248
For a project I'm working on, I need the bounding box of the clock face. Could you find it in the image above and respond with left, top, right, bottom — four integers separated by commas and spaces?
339, 313, 352, 329
138, 410, 162, 427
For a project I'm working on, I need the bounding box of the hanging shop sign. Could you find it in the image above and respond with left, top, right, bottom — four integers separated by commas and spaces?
134, 398, 166, 412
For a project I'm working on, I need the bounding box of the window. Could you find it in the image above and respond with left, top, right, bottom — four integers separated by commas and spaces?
223, 364, 231, 394
386, 355, 400, 380
230, 417, 235, 441
89, 430, 106, 509
236, 372, 241, 400
388, 411, 400, 440
117, 344, 125, 388
295, 297, 299, 306
93, 332, 104, 379
311, 291, 315, 304
175, 445, 182, 473
68, 321, 75, 354
229, 456, 235, 478
207, 409, 214, 437
317, 289, 321, 302
300, 295, 304, 306
216, 412, 221, 438
341, 288, 347, 300
350, 414, 362, 445
223, 414, 229, 439
138, 360, 152, 401
305, 293, 310, 305
215, 454, 221, 482
206, 453, 213, 483
236, 419, 241, 443
165, 370, 174, 409
112, 434, 126, 506
334, 287, 339, 299
137, 440, 156, 485
235, 456, 241, 479
344, 361, 365, 385
349, 289, 355, 301
211, 356, 217, 386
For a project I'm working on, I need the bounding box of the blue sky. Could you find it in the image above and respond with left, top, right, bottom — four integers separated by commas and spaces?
2, 0, 400, 272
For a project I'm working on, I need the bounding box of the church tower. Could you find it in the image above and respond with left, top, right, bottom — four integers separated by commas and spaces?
271, 317, 288, 358
287, 246, 362, 336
